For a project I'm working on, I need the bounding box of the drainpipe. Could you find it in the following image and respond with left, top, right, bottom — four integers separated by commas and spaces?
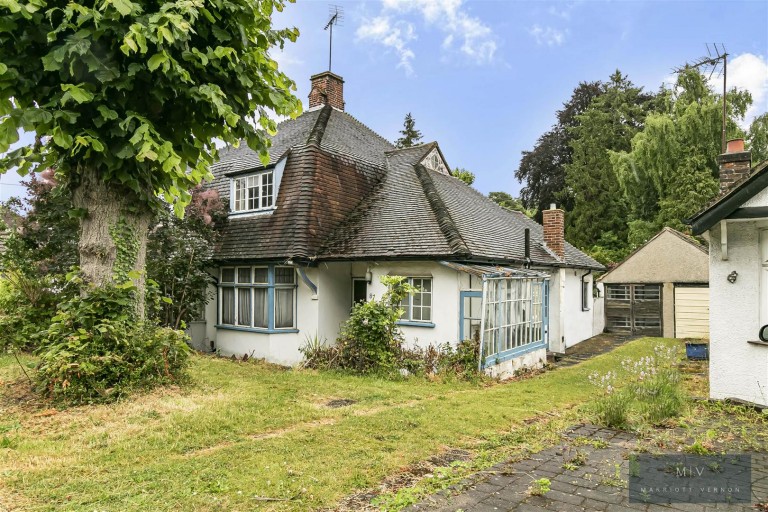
297, 267, 318, 300
524, 228, 531, 269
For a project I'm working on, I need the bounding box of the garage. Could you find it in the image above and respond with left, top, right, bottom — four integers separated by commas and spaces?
673, 286, 709, 338
605, 284, 662, 335
598, 228, 709, 339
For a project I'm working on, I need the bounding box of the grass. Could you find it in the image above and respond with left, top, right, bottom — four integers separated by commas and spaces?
0, 338, 680, 511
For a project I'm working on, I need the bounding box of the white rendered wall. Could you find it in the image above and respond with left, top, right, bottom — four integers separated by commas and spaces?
562, 270, 596, 348
593, 282, 606, 336
359, 261, 462, 349
709, 218, 768, 407
483, 347, 547, 380
317, 262, 352, 345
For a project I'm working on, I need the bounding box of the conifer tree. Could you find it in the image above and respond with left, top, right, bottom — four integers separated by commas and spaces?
395, 113, 423, 148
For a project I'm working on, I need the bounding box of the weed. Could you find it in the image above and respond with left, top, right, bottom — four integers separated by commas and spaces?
527, 477, 551, 496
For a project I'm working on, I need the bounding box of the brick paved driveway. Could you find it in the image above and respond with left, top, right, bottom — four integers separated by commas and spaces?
406, 425, 767, 512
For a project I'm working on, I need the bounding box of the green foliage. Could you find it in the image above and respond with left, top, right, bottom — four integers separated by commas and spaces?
314, 276, 415, 373
566, 70, 659, 251
515, 81, 603, 221
748, 112, 768, 164
35, 277, 191, 403
0, 0, 302, 215
610, 68, 751, 244
395, 112, 423, 149
488, 191, 534, 216
451, 167, 475, 185
146, 186, 227, 328
527, 477, 551, 496
588, 343, 685, 429
0, 271, 59, 351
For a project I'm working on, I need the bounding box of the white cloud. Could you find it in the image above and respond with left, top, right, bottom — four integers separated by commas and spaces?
715, 52, 768, 125
357, 0, 497, 73
356, 16, 417, 74
528, 25, 567, 47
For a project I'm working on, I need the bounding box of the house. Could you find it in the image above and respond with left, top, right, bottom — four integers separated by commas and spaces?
598, 227, 709, 338
688, 138, 768, 407
198, 71, 605, 376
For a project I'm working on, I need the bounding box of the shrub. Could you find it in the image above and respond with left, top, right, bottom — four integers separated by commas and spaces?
587, 343, 685, 429
35, 279, 190, 404
0, 270, 65, 352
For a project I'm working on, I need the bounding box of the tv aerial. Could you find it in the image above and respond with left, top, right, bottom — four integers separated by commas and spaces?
324, 5, 344, 72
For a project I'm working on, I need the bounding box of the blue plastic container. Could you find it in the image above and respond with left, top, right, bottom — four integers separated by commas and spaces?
685, 343, 709, 360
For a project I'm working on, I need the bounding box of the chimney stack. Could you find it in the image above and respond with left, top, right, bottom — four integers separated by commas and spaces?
308, 71, 345, 111
718, 138, 752, 195
543, 203, 565, 260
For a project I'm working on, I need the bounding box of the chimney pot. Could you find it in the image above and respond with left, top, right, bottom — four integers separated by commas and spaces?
542, 206, 565, 260
549, 203, 557, 210
308, 71, 345, 111
726, 138, 745, 153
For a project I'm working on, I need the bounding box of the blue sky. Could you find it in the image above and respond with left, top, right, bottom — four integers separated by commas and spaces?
3, 0, 767, 201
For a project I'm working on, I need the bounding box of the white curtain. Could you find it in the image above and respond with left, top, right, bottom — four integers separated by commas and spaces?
274, 288, 294, 328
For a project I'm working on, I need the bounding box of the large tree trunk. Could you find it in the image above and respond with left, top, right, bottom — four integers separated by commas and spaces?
72, 166, 152, 319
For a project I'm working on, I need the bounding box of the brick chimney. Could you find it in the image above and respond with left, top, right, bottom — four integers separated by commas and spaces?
308, 71, 344, 111
718, 138, 752, 194
542, 203, 565, 260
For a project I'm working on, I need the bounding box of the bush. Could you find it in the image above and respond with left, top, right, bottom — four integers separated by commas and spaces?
0, 270, 64, 352
35, 280, 191, 404
299, 276, 481, 380
588, 343, 685, 429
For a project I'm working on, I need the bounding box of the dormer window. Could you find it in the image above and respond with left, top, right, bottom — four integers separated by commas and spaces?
233, 171, 274, 213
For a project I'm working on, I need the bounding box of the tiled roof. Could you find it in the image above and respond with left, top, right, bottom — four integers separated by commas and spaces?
209, 105, 604, 270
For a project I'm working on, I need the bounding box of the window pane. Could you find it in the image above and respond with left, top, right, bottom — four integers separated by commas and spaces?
237, 267, 251, 283
275, 267, 295, 284
275, 288, 294, 328
253, 288, 268, 328
237, 288, 251, 326
221, 288, 235, 324
262, 172, 274, 208
221, 268, 235, 283
253, 267, 268, 284
234, 179, 245, 211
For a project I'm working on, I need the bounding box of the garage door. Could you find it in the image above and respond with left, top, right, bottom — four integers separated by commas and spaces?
605, 284, 662, 336
674, 286, 709, 339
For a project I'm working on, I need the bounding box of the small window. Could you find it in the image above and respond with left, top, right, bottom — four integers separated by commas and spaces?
606, 285, 630, 301
233, 171, 275, 213
400, 277, 433, 323
633, 285, 660, 301
581, 279, 590, 311
352, 279, 368, 305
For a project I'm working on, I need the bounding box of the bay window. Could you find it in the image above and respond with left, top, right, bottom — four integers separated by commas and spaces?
219, 265, 296, 331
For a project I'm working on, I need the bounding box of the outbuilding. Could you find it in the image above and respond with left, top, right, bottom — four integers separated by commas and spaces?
598, 227, 709, 338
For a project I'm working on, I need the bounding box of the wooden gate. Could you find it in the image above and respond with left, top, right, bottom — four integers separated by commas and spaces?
605, 284, 662, 336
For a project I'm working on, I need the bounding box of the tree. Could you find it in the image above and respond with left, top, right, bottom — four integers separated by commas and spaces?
488, 191, 533, 216
565, 71, 658, 256
610, 68, 752, 244
451, 167, 475, 185
515, 81, 603, 221
395, 113, 423, 148
0, 0, 302, 317
748, 112, 768, 164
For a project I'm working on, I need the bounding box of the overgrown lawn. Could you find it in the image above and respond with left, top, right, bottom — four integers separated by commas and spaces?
0, 338, 678, 511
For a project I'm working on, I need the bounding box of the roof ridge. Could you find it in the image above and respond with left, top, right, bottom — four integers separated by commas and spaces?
333, 110, 395, 149
413, 163, 471, 257
306, 105, 332, 146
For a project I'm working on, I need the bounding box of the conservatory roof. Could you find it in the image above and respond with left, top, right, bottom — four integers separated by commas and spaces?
439, 262, 550, 280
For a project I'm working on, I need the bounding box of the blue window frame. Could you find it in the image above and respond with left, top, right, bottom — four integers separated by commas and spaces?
218, 265, 297, 333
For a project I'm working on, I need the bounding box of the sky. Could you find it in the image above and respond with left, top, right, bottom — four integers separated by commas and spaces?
2, 0, 767, 201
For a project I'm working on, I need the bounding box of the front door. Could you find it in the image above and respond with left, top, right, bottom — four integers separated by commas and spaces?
459, 291, 482, 342
352, 278, 368, 305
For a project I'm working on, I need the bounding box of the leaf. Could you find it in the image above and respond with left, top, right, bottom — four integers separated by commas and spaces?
161, 296, 173, 304
0, 117, 18, 152
147, 53, 167, 72
60, 84, 94, 105
110, 0, 134, 16
97, 105, 119, 121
